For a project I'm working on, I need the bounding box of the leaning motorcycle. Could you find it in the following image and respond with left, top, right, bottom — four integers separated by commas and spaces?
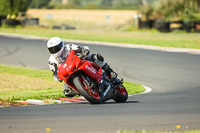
57, 50, 128, 104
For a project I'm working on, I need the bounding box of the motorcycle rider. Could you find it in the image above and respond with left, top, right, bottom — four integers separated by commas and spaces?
47, 37, 118, 97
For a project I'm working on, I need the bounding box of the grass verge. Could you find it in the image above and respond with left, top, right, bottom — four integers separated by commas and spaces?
0, 64, 145, 102
0, 27, 200, 49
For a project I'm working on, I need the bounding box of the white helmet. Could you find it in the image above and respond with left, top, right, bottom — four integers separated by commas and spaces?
47, 37, 64, 58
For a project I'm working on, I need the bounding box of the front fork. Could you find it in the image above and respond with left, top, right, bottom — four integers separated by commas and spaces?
81, 75, 95, 90
100, 75, 120, 102
81, 74, 121, 102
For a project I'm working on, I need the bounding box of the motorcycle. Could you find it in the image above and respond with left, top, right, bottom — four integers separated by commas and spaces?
57, 50, 128, 104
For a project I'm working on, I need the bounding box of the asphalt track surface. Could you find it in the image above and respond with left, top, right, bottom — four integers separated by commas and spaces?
0, 35, 200, 133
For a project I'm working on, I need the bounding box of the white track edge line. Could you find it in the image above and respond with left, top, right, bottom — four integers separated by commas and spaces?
128, 85, 152, 96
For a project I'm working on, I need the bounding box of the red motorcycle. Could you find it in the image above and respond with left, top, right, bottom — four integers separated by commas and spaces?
57, 50, 128, 104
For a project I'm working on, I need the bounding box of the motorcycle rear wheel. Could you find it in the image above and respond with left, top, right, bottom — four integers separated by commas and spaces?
113, 85, 128, 103
73, 76, 102, 104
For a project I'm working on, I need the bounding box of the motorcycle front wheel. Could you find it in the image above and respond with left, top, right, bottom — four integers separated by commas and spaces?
73, 76, 102, 104
113, 85, 128, 103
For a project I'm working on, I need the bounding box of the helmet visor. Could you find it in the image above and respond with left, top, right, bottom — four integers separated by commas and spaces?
53, 47, 68, 64
48, 41, 63, 54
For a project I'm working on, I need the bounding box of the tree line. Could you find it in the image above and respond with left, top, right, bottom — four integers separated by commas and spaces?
0, 0, 159, 17
140, 0, 200, 21
28, 0, 158, 10
0, 0, 199, 22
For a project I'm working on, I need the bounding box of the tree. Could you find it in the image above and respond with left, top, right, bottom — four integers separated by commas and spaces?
100, 0, 113, 7
183, 0, 200, 20
140, 0, 200, 21
0, 0, 27, 16
28, 0, 51, 8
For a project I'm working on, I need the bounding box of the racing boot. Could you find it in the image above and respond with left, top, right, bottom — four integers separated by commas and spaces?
63, 84, 79, 97
102, 63, 118, 81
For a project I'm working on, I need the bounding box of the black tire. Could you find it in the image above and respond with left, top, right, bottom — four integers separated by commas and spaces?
73, 76, 102, 104
113, 85, 128, 103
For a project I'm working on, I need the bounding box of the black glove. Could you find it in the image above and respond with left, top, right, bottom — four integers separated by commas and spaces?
83, 49, 90, 56
96, 54, 104, 61
82, 46, 90, 56
80, 49, 90, 59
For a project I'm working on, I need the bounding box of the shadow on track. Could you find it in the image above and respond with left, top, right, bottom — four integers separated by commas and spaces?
74, 100, 140, 105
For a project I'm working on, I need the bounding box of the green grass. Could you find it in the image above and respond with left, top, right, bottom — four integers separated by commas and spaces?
124, 81, 145, 94
0, 27, 200, 49
0, 64, 145, 101
0, 64, 52, 81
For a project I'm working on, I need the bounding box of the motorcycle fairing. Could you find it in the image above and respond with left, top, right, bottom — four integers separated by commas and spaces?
57, 50, 102, 84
